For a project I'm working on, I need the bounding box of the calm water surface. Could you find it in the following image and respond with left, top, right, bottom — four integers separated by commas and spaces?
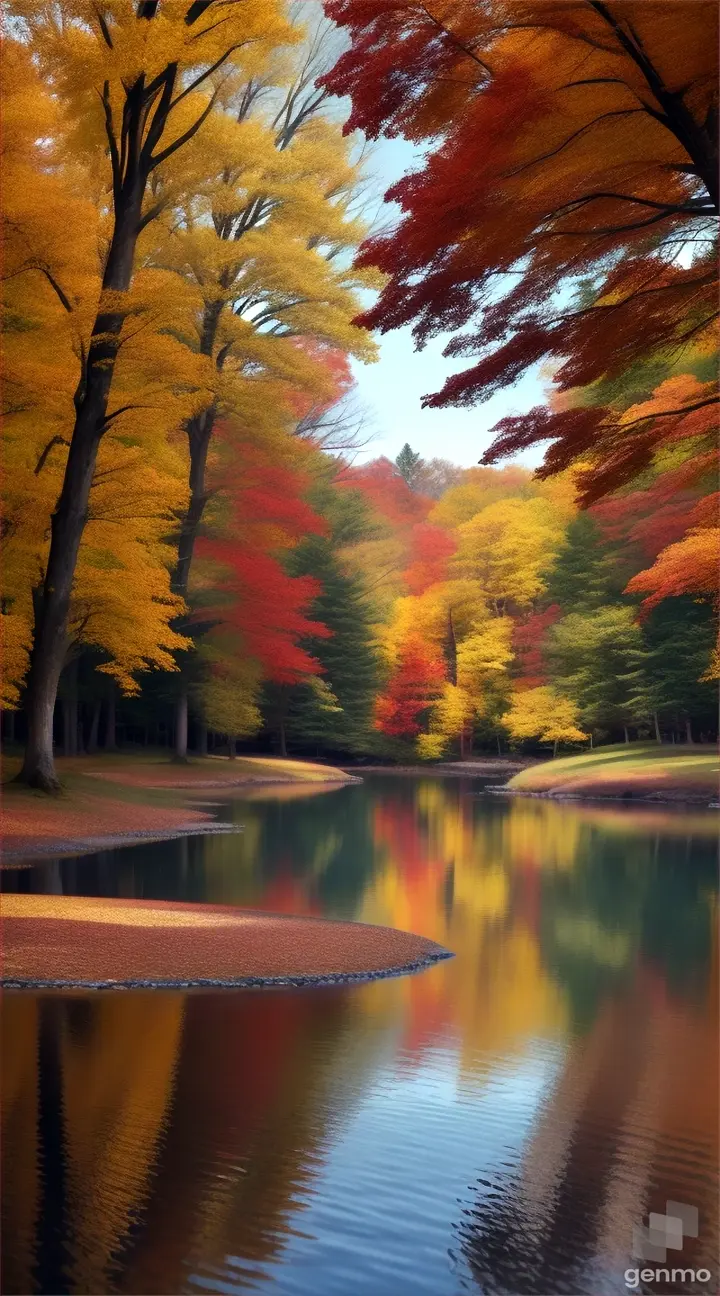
2, 775, 718, 1295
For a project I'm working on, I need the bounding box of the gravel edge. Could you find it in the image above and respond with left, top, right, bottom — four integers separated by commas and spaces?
1, 822, 242, 865
1, 948, 454, 991
488, 786, 719, 807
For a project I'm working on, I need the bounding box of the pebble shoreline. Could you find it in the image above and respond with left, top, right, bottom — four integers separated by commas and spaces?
2, 951, 453, 991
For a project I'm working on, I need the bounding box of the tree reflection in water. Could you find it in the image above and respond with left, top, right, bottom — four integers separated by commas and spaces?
2, 777, 717, 1295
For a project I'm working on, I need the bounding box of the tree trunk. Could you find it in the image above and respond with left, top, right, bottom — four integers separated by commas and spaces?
553, 738, 558, 758
62, 699, 76, 757
76, 704, 85, 756
18, 185, 143, 791
279, 717, 287, 759
459, 727, 471, 759
105, 690, 117, 751
228, 735, 236, 760
685, 716, 694, 744
445, 609, 458, 686
173, 407, 216, 598
87, 699, 102, 755
653, 711, 662, 744
174, 691, 189, 762
623, 725, 630, 744
196, 723, 208, 757
62, 656, 79, 757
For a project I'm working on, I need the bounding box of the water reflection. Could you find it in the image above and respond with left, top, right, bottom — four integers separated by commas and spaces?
2, 778, 718, 1295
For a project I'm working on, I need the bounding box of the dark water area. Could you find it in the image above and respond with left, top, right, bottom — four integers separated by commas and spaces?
2, 776, 718, 1295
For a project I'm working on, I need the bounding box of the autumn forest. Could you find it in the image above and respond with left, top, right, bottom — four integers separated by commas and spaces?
2, 0, 718, 788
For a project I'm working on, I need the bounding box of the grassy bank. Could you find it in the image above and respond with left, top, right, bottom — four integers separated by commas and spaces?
507, 744, 719, 804
1, 752, 356, 862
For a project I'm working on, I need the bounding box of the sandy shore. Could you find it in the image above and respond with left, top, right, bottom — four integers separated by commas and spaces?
1, 894, 452, 988
1, 755, 358, 864
1, 794, 219, 864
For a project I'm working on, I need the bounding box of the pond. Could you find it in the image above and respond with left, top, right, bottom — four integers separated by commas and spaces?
2, 775, 718, 1295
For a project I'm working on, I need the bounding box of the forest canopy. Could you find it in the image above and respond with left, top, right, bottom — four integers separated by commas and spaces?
1, 0, 717, 781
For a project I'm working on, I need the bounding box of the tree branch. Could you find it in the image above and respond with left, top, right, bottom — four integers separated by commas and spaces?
35, 436, 70, 475
94, 7, 114, 48
4, 264, 74, 313
609, 395, 719, 431
99, 81, 122, 202
149, 78, 226, 170
97, 403, 145, 431
505, 109, 646, 178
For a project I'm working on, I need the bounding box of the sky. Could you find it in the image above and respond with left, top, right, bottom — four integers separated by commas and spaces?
349, 137, 549, 470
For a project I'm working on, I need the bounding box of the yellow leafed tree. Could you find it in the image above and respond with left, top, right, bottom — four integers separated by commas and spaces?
455, 496, 572, 613
2, 53, 203, 702
504, 687, 588, 756
4, 0, 298, 788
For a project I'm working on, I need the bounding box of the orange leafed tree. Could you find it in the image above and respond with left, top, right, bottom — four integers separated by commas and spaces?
626, 527, 720, 612
587, 374, 719, 608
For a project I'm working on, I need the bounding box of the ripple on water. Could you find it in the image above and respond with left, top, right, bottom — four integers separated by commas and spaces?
2, 777, 718, 1296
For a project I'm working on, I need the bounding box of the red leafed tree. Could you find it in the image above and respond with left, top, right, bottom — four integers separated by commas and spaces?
590, 451, 717, 560
342, 457, 431, 527
323, 1, 718, 498
288, 344, 355, 426
404, 522, 457, 595
374, 634, 445, 736
512, 605, 561, 689
198, 437, 331, 685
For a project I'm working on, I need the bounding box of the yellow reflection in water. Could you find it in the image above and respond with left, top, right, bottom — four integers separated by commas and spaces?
2, 779, 717, 1296
357, 782, 718, 1079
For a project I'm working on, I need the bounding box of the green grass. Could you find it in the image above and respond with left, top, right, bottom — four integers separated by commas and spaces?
509, 743, 719, 796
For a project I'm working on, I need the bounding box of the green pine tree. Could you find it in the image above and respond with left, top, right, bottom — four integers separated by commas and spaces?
635, 597, 717, 741
547, 605, 651, 738
395, 443, 424, 489
280, 481, 381, 756
545, 513, 629, 609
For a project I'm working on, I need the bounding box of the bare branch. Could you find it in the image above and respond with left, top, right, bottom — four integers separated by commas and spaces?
99, 81, 121, 201
94, 7, 114, 48
606, 395, 719, 431
149, 77, 227, 170
35, 436, 70, 475
505, 109, 646, 179
3, 263, 74, 313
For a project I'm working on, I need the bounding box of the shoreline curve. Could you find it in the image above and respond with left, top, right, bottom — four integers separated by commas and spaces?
1, 894, 453, 990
